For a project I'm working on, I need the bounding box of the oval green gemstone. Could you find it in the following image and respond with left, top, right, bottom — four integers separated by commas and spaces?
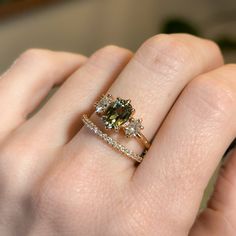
102, 98, 132, 129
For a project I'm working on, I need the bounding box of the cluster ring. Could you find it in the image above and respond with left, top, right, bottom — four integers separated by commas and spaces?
82, 94, 150, 163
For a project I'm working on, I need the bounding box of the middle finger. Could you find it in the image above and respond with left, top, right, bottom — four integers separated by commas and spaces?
18, 46, 132, 147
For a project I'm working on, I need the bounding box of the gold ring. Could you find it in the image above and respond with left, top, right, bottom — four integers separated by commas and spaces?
82, 94, 151, 163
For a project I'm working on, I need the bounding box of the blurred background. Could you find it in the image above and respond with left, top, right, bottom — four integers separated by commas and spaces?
0, 0, 235, 74
0, 0, 235, 207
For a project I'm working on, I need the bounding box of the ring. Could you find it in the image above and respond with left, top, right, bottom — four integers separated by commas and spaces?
82, 94, 151, 162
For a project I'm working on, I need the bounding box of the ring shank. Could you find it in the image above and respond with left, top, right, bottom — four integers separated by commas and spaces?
136, 132, 151, 149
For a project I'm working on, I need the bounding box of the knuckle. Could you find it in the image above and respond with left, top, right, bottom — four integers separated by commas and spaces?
203, 39, 224, 64
92, 45, 132, 60
20, 48, 48, 60
101, 44, 131, 54
89, 45, 132, 70
204, 39, 222, 55
19, 48, 54, 69
205, 38, 221, 49
136, 34, 192, 76
187, 74, 236, 119
145, 34, 191, 59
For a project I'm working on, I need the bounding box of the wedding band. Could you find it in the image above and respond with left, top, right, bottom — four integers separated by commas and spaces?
82, 94, 151, 163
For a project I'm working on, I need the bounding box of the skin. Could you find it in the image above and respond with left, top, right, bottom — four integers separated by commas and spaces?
0, 33, 236, 236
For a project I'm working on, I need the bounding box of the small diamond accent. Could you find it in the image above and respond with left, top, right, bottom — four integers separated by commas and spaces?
95, 94, 113, 114
82, 114, 143, 163
124, 118, 143, 137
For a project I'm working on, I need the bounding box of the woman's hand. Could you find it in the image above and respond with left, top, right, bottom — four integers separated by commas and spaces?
0, 34, 236, 236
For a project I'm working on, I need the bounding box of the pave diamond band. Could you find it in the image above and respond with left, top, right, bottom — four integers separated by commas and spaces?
82, 94, 150, 163
82, 115, 143, 163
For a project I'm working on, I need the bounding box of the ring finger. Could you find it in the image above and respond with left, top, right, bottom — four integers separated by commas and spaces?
68, 34, 224, 173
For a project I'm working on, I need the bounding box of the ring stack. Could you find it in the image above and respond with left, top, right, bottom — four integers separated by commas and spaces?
82, 94, 150, 163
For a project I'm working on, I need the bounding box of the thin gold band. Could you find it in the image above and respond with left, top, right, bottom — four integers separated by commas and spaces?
136, 132, 151, 149
82, 115, 144, 163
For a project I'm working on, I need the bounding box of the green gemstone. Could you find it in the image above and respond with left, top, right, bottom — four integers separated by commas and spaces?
102, 98, 132, 129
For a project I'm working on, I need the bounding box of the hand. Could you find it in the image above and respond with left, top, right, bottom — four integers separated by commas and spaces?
0, 34, 236, 236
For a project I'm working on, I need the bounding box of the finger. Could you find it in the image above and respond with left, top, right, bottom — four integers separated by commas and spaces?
190, 149, 236, 236
20, 46, 132, 147
133, 64, 236, 234
0, 49, 86, 139
70, 34, 223, 173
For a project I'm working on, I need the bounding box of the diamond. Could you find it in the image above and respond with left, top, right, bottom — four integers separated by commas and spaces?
95, 94, 113, 114
124, 118, 143, 137
102, 98, 133, 130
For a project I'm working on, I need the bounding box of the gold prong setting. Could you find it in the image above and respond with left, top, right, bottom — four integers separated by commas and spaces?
124, 118, 144, 138
83, 94, 150, 163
